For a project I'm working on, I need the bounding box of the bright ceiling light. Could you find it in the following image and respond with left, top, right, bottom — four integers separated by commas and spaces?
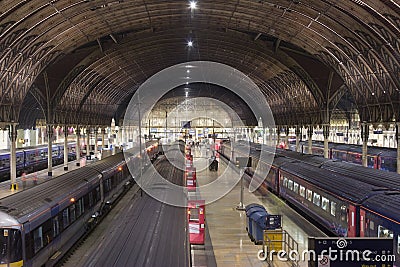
187, 41, 193, 47
189, 1, 197, 9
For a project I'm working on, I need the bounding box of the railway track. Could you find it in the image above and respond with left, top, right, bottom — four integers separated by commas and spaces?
61, 149, 190, 267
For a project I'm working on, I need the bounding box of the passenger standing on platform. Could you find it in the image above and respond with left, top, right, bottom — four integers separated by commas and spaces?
33, 175, 38, 186
21, 171, 27, 189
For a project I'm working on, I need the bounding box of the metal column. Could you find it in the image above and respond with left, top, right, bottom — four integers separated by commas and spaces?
308, 126, 313, 155
295, 126, 301, 152
94, 128, 98, 157
76, 127, 81, 166
323, 125, 330, 159
9, 124, 18, 190
64, 125, 68, 171
396, 123, 400, 174
284, 126, 289, 148
101, 128, 106, 157
361, 123, 369, 167
86, 128, 90, 157
47, 124, 53, 176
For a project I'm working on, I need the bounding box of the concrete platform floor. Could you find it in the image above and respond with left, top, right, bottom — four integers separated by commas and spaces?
191, 145, 325, 267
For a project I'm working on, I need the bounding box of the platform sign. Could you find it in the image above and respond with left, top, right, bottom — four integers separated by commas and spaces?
266, 214, 281, 229
308, 237, 394, 267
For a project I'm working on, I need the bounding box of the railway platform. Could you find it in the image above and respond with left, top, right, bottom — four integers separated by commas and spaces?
0, 149, 117, 199
191, 145, 326, 267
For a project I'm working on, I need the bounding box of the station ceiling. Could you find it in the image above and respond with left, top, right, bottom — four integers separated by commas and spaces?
1, 1, 400, 129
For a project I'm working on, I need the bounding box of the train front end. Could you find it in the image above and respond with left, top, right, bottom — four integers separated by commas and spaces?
0, 212, 23, 267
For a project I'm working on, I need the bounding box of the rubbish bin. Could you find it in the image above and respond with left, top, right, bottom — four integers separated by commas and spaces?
251, 210, 269, 244
245, 204, 266, 240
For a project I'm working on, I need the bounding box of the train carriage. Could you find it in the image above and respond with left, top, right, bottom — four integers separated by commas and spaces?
320, 160, 400, 191
220, 140, 400, 266
294, 140, 397, 172
0, 143, 77, 182
360, 194, 400, 263
279, 162, 380, 237
0, 140, 159, 267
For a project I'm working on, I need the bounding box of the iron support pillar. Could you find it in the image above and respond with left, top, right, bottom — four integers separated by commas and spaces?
9, 124, 18, 190
307, 126, 313, 155
323, 125, 330, 159
47, 125, 53, 176
396, 123, 400, 174
76, 127, 81, 166
64, 126, 68, 171
361, 123, 369, 167
295, 126, 301, 152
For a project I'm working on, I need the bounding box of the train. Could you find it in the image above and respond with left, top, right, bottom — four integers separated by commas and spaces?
0, 140, 159, 267
289, 140, 397, 172
0, 143, 77, 181
220, 140, 400, 265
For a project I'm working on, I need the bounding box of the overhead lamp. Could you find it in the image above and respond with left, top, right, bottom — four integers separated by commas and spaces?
189, 1, 197, 9
187, 41, 193, 47
187, 70, 190, 73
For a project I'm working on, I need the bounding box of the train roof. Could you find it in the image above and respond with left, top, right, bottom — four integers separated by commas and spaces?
280, 161, 380, 204
275, 149, 330, 167
87, 152, 125, 173
0, 152, 128, 221
272, 156, 295, 167
0, 168, 100, 221
303, 140, 397, 157
320, 161, 400, 191
361, 193, 400, 225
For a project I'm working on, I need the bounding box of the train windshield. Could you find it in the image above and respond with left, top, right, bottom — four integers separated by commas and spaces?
0, 228, 22, 263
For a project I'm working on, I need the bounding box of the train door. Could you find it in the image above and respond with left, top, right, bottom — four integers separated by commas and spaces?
347, 204, 357, 237
374, 155, 381, 170
188, 200, 205, 245
359, 209, 365, 237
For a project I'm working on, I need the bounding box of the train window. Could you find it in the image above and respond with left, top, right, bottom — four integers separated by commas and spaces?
69, 205, 76, 223
330, 202, 336, 216
397, 235, 400, 253
313, 193, 321, 206
53, 216, 60, 237
293, 182, 299, 194
369, 220, 374, 231
76, 198, 84, 217
95, 187, 101, 202
88, 192, 93, 207
321, 197, 329, 211
33, 226, 43, 254
42, 219, 52, 247
306, 189, 313, 202
288, 180, 293, 191
62, 209, 70, 229
283, 177, 288, 188
299, 186, 305, 198
378, 225, 393, 238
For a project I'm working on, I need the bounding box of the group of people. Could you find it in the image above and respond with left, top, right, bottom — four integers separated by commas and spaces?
21, 171, 38, 189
